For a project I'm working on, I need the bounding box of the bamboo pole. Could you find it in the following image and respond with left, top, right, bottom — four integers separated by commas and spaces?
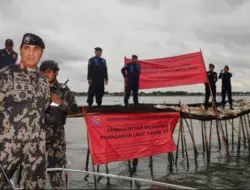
201, 121, 205, 154
232, 119, 234, 151
237, 117, 242, 156
184, 118, 198, 159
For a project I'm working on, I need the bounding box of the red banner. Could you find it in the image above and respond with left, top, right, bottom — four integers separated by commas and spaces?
124, 51, 208, 89
85, 112, 180, 165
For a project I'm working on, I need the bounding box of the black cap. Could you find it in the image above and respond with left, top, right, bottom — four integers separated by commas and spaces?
209, 63, 214, 68
21, 33, 45, 49
39, 60, 59, 71
5, 39, 13, 45
95, 47, 102, 51
132, 54, 138, 59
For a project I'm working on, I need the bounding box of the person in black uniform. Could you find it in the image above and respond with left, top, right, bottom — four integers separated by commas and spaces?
204, 63, 217, 110
121, 54, 141, 106
0, 39, 18, 69
218, 65, 233, 109
87, 47, 108, 106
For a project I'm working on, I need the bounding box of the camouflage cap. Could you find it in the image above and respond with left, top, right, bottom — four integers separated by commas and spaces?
39, 60, 59, 71
21, 33, 45, 49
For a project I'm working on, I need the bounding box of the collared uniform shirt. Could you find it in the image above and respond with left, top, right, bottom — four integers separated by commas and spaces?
87, 56, 108, 82
0, 48, 18, 69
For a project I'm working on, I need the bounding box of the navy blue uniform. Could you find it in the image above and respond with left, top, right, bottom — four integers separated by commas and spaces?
204, 71, 217, 109
121, 62, 141, 106
218, 71, 232, 108
0, 48, 18, 69
87, 56, 108, 106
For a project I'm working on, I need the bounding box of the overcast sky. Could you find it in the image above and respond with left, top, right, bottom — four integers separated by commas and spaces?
0, 0, 250, 93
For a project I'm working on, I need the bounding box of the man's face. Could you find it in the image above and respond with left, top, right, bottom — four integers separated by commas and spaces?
224, 66, 229, 72
41, 69, 58, 83
95, 50, 102, 57
209, 66, 214, 71
5, 43, 13, 52
20, 44, 43, 68
132, 58, 137, 63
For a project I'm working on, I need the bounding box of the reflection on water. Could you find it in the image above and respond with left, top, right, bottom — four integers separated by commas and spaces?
63, 96, 250, 189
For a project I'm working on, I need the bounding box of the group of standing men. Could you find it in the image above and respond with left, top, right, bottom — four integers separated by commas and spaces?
0, 34, 141, 189
0, 33, 78, 189
204, 63, 233, 110
0, 33, 234, 189
86, 48, 141, 107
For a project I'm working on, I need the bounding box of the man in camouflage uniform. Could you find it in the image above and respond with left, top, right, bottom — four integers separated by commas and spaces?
39, 60, 79, 189
0, 33, 50, 189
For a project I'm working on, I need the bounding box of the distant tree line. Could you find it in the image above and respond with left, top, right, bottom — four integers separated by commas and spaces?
72, 91, 250, 96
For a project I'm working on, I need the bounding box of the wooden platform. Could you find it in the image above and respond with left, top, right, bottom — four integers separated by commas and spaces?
67, 99, 250, 121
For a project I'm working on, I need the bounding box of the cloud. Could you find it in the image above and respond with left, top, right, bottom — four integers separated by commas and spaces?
119, 0, 161, 9
0, 0, 250, 94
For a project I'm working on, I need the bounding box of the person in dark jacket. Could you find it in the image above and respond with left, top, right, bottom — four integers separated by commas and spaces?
87, 47, 108, 106
40, 60, 79, 189
218, 65, 233, 109
204, 63, 217, 110
0, 39, 18, 69
121, 54, 141, 106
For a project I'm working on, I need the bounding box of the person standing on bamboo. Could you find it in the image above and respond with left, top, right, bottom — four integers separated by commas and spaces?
121, 54, 141, 106
204, 63, 217, 110
87, 47, 108, 107
219, 65, 233, 109
0, 33, 50, 189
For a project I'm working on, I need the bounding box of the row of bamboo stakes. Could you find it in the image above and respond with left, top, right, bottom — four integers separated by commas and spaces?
82, 104, 250, 188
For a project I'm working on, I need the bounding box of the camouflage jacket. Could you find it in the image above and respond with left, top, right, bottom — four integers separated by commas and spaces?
0, 65, 50, 142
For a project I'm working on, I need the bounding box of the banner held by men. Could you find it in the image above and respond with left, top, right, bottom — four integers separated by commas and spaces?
124, 51, 208, 89
85, 112, 180, 165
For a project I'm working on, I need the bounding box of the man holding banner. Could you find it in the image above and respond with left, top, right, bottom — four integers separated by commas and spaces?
204, 63, 217, 110
121, 54, 141, 106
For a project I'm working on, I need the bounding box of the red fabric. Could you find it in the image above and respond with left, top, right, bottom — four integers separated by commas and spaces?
85, 112, 180, 165
125, 52, 208, 89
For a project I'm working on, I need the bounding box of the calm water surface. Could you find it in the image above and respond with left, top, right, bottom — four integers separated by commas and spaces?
61, 96, 250, 189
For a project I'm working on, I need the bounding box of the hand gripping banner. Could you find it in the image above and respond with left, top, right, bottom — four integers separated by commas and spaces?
124, 51, 208, 89
85, 112, 180, 165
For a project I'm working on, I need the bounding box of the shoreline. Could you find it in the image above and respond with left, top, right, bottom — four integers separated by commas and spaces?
74, 94, 248, 97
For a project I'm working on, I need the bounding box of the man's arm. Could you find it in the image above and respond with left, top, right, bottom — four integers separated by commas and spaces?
59, 86, 79, 114
218, 72, 223, 79
103, 59, 108, 81
214, 72, 218, 83
204, 71, 209, 85
0, 67, 11, 102
87, 58, 93, 80
121, 65, 128, 78
229, 72, 232, 78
